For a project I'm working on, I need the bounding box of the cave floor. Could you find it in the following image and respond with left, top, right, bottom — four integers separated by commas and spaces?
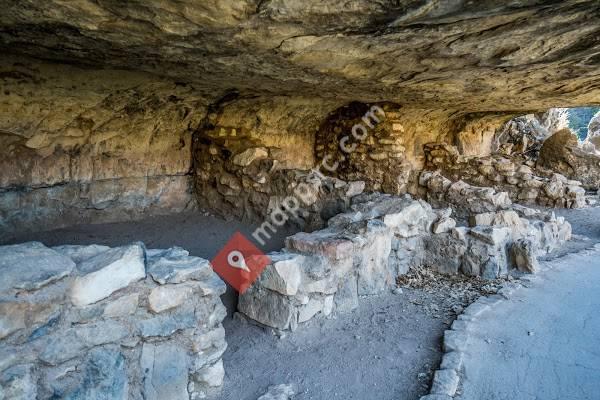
4, 206, 600, 399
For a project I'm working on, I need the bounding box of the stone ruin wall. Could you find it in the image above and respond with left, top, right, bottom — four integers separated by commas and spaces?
0, 242, 227, 399
237, 191, 572, 331
423, 142, 587, 209
0, 57, 206, 239
191, 99, 508, 230
538, 128, 600, 191
191, 95, 353, 230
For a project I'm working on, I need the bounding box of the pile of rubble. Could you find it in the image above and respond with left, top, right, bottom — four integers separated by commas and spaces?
0, 242, 227, 400
238, 192, 571, 331
423, 143, 586, 208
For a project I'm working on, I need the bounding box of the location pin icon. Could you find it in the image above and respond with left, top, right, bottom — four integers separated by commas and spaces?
227, 250, 250, 272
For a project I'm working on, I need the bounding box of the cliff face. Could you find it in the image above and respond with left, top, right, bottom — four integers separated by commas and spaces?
1, 1, 600, 235
0, 57, 205, 237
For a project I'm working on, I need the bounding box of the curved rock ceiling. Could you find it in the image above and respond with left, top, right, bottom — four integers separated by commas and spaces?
2, 0, 600, 111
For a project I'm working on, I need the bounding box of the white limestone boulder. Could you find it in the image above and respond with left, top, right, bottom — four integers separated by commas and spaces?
257, 253, 303, 296
70, 243, 146, 306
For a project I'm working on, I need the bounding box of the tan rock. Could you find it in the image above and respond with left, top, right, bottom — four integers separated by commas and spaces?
232, 147, 269, 167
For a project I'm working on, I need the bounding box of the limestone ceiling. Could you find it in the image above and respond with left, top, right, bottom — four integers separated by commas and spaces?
1, 0, 600, 111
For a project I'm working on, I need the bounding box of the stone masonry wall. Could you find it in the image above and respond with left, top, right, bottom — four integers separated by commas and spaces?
0, 57, 208, 239
0, 242, 227, 400
422, 142, 586, 209
238, 193, 570, 331
314, 105, 508, 196
193, 96, 373, 230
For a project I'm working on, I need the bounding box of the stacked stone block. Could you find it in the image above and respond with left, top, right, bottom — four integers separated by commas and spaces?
238, 193, 572, 331
0, 242, 227, 400
423, 142, 586, 208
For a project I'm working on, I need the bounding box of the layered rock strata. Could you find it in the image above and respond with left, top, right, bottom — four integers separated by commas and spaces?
2, 1, 599, 110
0, 58, 205, 239
0, 242, 227, 400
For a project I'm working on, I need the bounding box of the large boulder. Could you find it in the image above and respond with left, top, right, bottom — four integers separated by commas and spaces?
538, 129, 600, 189
585, 111, 600, 149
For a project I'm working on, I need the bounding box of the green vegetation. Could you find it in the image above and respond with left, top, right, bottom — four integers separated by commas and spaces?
568, 107, 600, 140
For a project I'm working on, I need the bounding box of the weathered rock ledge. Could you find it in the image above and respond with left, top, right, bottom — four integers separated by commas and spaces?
0, 242, 227, 400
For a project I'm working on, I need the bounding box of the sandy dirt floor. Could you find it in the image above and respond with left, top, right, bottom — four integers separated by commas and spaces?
4, 205, 599, 399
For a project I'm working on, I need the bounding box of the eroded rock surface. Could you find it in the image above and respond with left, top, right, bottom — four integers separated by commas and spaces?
2, 1, 599, 110
0, 58, 203, 238
538, 129, 600, 190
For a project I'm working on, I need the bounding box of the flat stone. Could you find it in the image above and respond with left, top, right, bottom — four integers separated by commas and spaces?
147, 249, 212, 285
443, 330, 469, 352
345, 181, 365, 197
52, 244, 111, 264
137, 308, 197, 337
238, 285, 297, 330
327, 210, 366, 227
298, 298, 323, 323
322, 295, 334, 316
423, 234, 467, 275
432, 217, 456, 234
469, 226, 511, 246
0, 242, 75, 295
286, 229, 354, 261
194, 359, 224, 388
196, 275, 227, 297
356, 226, 393, 295
382, 201, 430, 236
543, 180, 563, 199
0, 301, 58, 340
141, 342, 189, 400
38, 320, 130, 365
70, 243, 146, 306
192, 341, 228, 372
430, 369, 459, 396
148, 284, 193, 313
440, 351, 464, 371
63, 347, 128, 400
468, 212, 494, 227
231, 147, 268, 166
390, 236, 424, 275
258, 253, 303, 296
510, 238, 539, 273
103, 293, 139, 318
146, 247, 189, 258
192, 326, 226, 352
0, 364, 37, 400
334, 275, 359, 313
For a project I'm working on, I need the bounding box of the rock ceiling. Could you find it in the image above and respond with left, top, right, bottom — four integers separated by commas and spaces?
1, 0, 600, 111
